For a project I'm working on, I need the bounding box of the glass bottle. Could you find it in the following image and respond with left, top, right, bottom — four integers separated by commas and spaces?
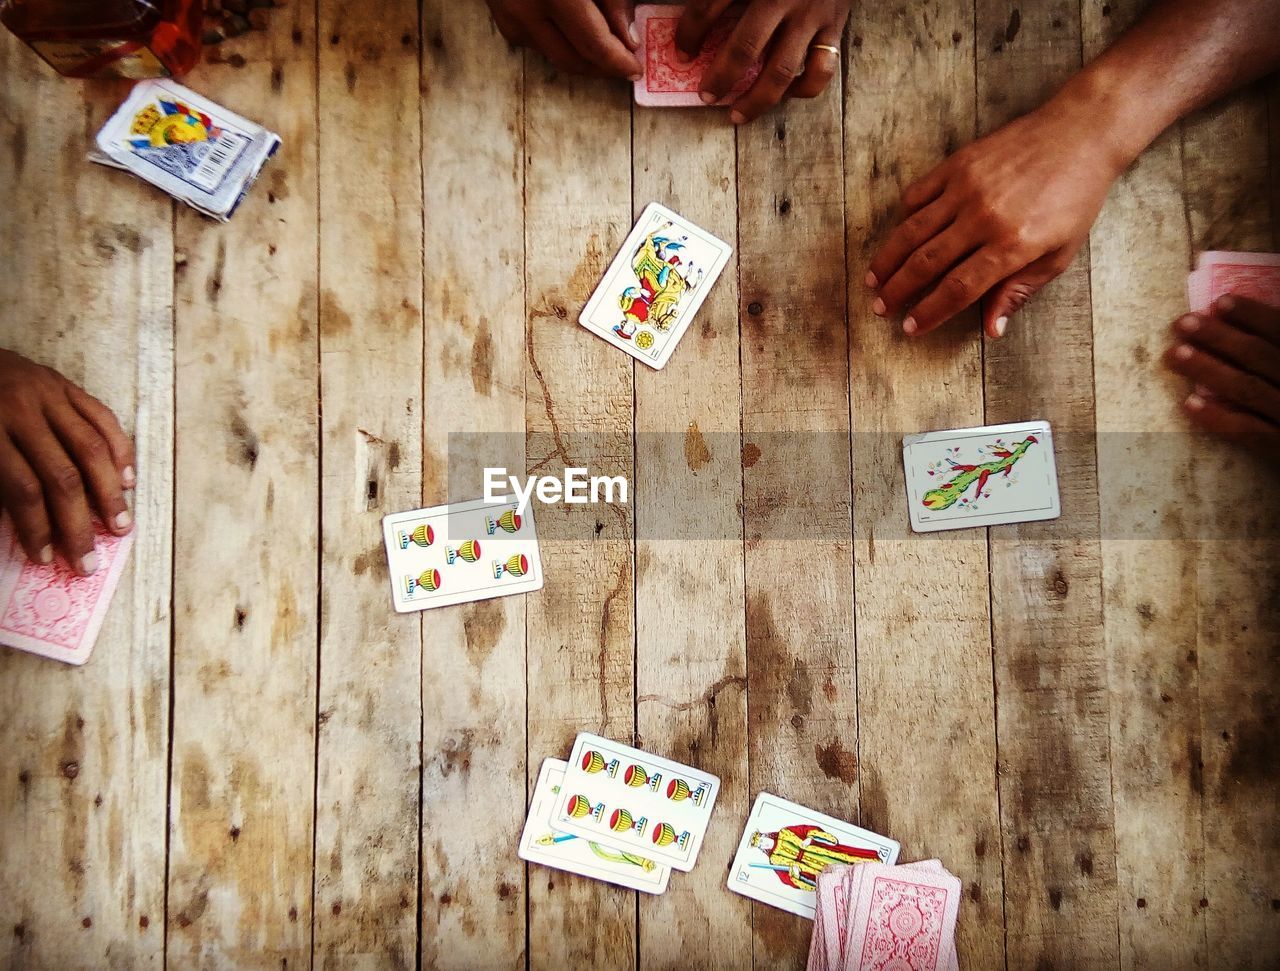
0, 0, 203, 79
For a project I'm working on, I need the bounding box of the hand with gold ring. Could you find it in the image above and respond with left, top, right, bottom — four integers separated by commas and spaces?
675, 0, 851, 124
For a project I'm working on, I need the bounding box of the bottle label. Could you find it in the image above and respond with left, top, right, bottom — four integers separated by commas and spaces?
29, 39, 170, 79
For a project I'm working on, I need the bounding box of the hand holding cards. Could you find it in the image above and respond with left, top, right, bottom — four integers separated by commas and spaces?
0, 515, 134, 665
633, 5, 761, 107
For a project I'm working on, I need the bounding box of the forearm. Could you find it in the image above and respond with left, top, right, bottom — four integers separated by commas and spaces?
1045, 0, 1280, 170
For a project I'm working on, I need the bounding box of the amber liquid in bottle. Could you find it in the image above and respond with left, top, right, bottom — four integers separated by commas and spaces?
0, 0, 202, 78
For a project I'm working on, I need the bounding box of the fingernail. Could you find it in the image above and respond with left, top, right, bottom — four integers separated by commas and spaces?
1174, 344, 1194, 361
1216, 294, 1235, 313
123, 465, 136, 488
114, 510, 132, 531
872, 297, 886, 317
677, 49, 694, 64
698, 89, 715, 104
629, 73, 643, 82
903, 316, 918, 335
1177, 314, 1200, 333
1185, 393, 1206, 411
629, 22, 640, 47
995, 315, 1008, 338
80, 551, 99, 575
864, 271, 878, 289
38, 545, 53, 565
729, 110, 745, 125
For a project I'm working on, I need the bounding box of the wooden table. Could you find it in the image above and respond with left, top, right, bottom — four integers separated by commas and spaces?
2, 2, 1277, 968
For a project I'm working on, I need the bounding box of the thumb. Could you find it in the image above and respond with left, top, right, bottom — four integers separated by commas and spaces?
982, 248, 1070, 339
600, 0, 639, 50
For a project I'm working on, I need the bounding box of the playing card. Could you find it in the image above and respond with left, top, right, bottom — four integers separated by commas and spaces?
842, 862, 961, 971
634, 4, 762, 107
94, 79, 281, 221
381, 496, 543, 613
0, 515, 134, 666
728, 792, 901, 920
579, 202, 732, 370
902, 420, 1060, 533
1188, 251, 1280, 312
519, 758, 671, 894
550, 733, 720, 871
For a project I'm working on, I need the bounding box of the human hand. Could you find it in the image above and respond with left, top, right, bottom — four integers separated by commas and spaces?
676, 0, 850, 124
1164, 295, 1280, 456
0, 349, 135, 573
867, 99, 1126, 338
487, 0, 642, 79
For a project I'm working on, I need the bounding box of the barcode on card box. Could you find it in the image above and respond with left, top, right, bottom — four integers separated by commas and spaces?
190, 132, 249, 192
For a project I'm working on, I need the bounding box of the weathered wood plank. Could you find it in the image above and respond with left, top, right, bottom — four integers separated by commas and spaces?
1181, 82, 1280, 970
1082, 3, 1211, 968
313, 1, 424, 967
843, 5, 1006, 967
631, 110, 751, 968
0, 35, 173, 970
974, 1, 1120, 965
522, 57, 637, 971
418, 9, 529, 969
165, 10, 320, 966
737, 88, 854, 968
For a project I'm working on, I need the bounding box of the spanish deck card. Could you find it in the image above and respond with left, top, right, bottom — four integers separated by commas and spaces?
633, 4, 762, 107
519, 758, 671, 894
579, 202, 731, 370
94, 79, 280, 221
1187, 251, 1280, 312
550, 733, 720, 872
841, 862, 961, 971
728, 792, 900, 920
902, 420, 1060, 533
0, 515, 134, 666
381, 496, 543, 613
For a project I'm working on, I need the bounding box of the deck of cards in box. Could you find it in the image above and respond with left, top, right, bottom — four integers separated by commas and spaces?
91, 79, 281, 221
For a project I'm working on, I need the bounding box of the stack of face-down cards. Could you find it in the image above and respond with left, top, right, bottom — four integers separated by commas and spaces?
381, 496, 543, 612
519, 735, 721, 894
806, 858, 963, 971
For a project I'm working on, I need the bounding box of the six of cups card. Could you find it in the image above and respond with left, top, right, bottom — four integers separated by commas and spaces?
551, 733, 721, 871
579, 202, 732, 370
519, 758, 672, 894
381, 496, 543, 612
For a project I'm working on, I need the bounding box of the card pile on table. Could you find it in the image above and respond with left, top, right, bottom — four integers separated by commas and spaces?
1186, 250, 1280, 312
91, 79, 281, 221
0, 515, 134, 666
807, 859, 963, 971
519, 735, 721, 893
